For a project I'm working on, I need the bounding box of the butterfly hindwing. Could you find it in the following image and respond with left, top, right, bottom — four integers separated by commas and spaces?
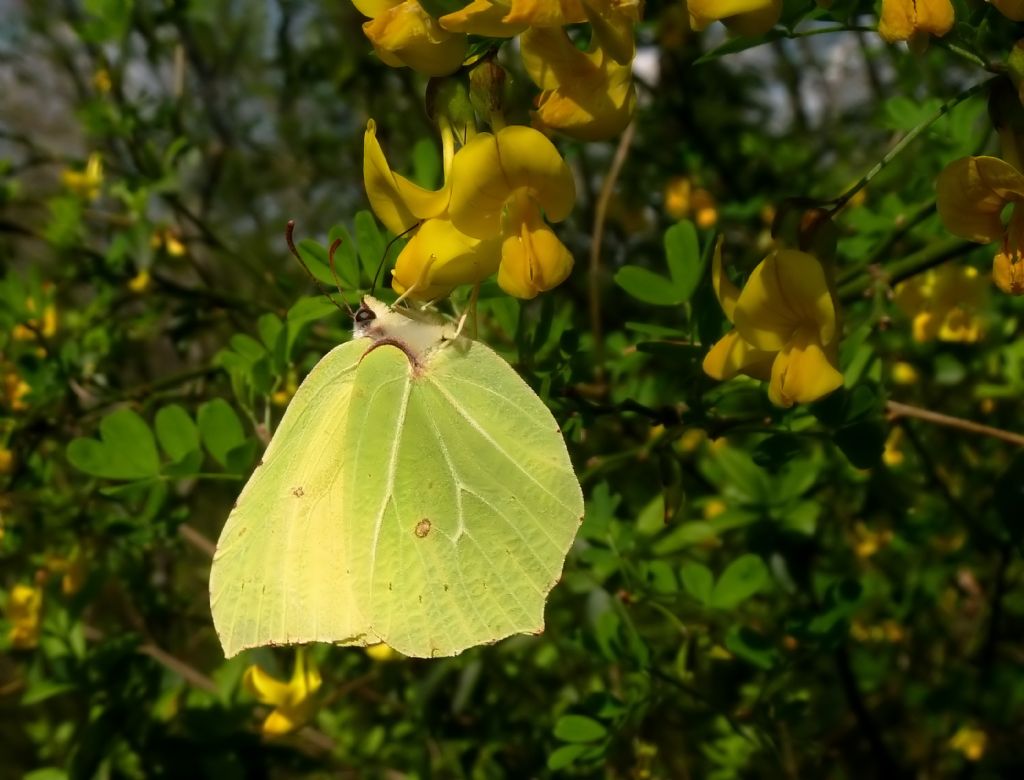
343, 341, 584, 658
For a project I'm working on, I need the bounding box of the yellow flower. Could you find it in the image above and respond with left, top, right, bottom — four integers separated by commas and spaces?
271, 370, 298, 407
937, 155, 1024, 295
364, 119, 450, 236
12, 296, 58, 341
882, 428, 904, 467
244, 648, 322, 737
993, 0, 1024, 21
878, 0, 954, 44
949, 726, 987, 761
61, 152, 103, 200
46, 551, 87, 597
440, 0, 586, 36
128, 270, 151, 293
687, 0, 782, 37
890, 361, 919, 385
0, 447, 13, 475
3, 371, 31, 412
151, 228, 186, 257
92, 68, 112, 94
852, 521, 893, 558
365, 642, 401, 661
353, 1, 466, 76
6, 584, 42, 649
703, 498, 727, 519
582, 0, 643, 65
676, 428, 706, 453
663, 178, 717, 226
520, 25, 636, 141
364, 120, 500, 299
892, 265, 988, 342
702, 241, 844, 407
448, 126, 577, 298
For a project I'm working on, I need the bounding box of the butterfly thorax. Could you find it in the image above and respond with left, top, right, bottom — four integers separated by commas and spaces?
353, 296, 454, 366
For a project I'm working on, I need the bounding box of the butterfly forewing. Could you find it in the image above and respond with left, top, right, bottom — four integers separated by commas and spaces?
210, 340, 370, 658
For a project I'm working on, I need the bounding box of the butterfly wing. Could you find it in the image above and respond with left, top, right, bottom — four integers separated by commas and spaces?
342, 341, 583, 658
210, 339, 372, 658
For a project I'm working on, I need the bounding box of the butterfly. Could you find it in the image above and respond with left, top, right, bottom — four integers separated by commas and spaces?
209, 287, 584, 659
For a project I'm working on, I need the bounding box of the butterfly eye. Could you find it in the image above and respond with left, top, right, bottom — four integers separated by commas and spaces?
355, 307, 376, 324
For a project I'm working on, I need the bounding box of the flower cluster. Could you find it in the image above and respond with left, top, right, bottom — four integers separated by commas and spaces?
366, 118, 575, 299
353, 2, 639, 140
936, 155, 1024, 296
353, 1, 641, 299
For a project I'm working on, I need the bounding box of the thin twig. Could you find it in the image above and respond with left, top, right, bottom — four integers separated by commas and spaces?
886, 401, 1024, 447
178, 523, 216, 557
827, 79, 994, 218
589, 122, 636, 384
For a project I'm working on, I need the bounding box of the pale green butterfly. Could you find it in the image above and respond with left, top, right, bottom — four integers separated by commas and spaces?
209, 235, 584, 659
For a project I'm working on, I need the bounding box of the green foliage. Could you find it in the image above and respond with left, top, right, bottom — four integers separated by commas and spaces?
3, 1, 1024, 778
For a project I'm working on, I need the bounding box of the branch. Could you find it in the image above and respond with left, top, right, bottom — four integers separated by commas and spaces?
886, 401, 1024, 448
589, 122, 636, 384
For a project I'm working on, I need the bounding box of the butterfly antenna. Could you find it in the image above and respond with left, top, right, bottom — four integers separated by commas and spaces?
285, 220, 353, 317
371, 221, 420, 295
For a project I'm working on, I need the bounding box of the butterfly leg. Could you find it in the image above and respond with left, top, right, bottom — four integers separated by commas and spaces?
445, 282, 480, 343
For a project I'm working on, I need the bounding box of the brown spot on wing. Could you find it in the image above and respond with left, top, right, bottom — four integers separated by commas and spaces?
414, 518, 431, 538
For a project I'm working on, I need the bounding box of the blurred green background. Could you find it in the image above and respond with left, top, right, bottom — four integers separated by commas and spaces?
2, 0, 1023, 777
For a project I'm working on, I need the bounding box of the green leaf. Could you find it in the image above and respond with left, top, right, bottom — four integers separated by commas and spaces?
554, 714, 608, 743
751, 435, 804, 471
24, 769, 69, 780
197, 399, 247, 468
295, 238, 338, 286
614, 266, 683, 306
327, 223, 360, 289
154, 404, 199, 462
725, 626, 777, 670
664, 220, 703, 302
257, 313, 283, 353
66, 408, 160, 480
354, 210, 386, 282
711, 554, 769, 609
994, 452, 1024, 531
834, 420, 886, 469
22, 679, 77, 706
287, 296, 343, 327
694, 28, 785, 64
680, 561, 714, 605
547, 744, 589, 771
411, 136, 441, 189
229, 333, 267, 363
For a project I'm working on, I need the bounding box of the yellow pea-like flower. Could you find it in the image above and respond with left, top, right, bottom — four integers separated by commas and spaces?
877, 0, 954, 45
892, 265, 989, 342
440, 0, 586, 37
352, 0, 467, 76
687, 0, 782, 37
702, 240, 843, 408
993, 0, 1024, 20
6, 584, 43, 650
520, 24, 636, 141
936, 155, 1024, 295
244, 648, 322, 737
61, 152, 103, 200
448, 125, 576, 298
